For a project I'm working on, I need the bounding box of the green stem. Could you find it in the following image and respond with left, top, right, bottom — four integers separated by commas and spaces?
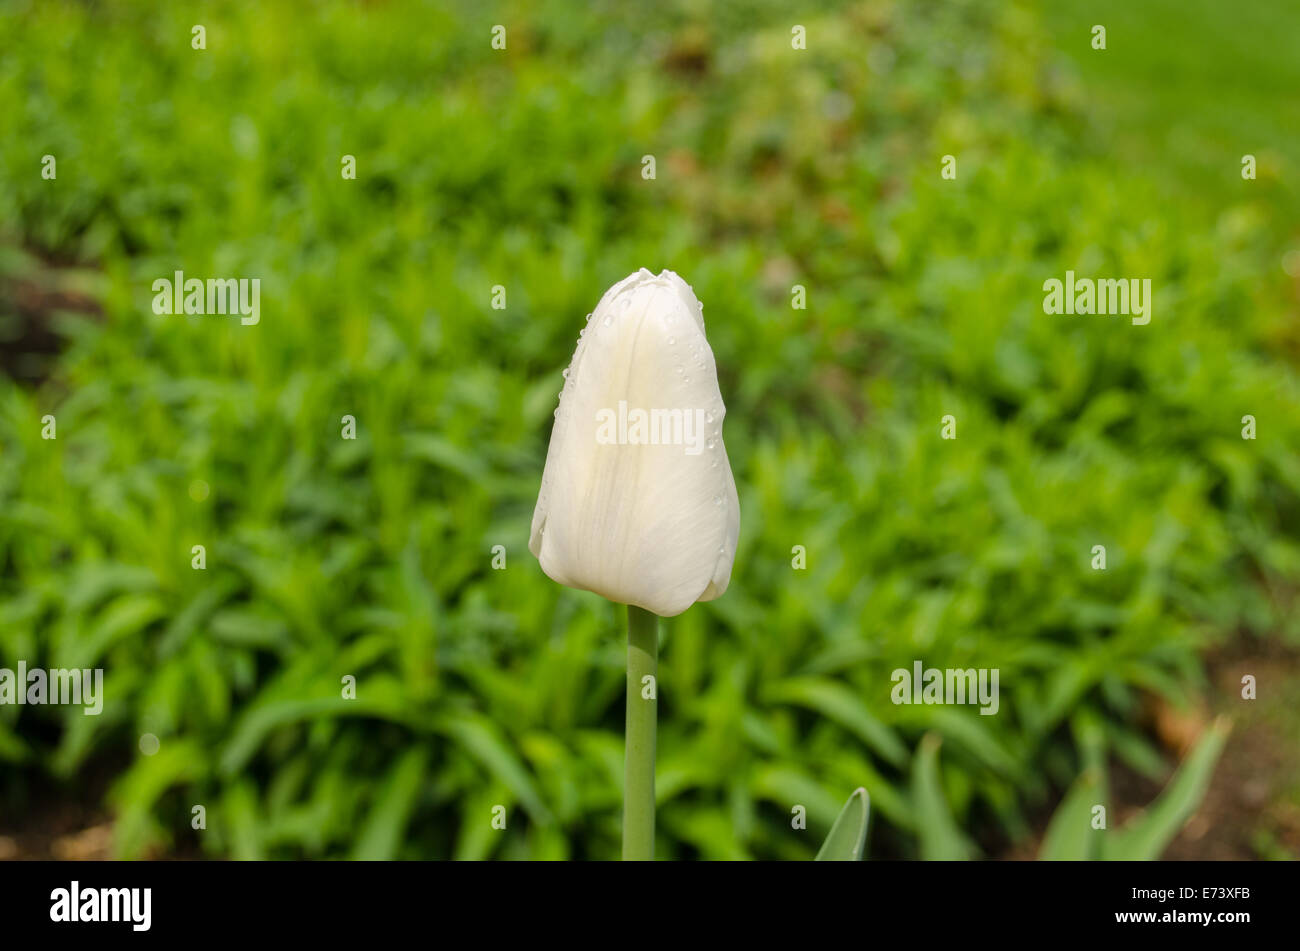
622, 604, 658, 860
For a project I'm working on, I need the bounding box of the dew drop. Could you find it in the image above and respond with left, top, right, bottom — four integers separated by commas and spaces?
707, 438, 716, 450
667, 336, 676, 345
561, 368, 569, 378
675, 365, 683, 374
713, 495, 723, 506
705, 411, 714, 423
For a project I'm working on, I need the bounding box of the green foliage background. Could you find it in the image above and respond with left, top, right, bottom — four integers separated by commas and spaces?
1, 0, 1297, 859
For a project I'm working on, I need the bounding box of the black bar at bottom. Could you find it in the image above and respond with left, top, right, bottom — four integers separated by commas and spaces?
0, 859, 1280, 938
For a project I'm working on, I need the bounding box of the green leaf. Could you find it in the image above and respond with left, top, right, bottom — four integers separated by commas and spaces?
926, 707, 1020, 777
0, 719, 30, 763
219, 675, 411, 775
437, 713, 553, 824
752, 765, 844, 826
403, 433, 488, 480
1102, 717, 1231, 861
814, 787, 870, 860
1038, 767, 1106, 860
766, 677, 908, 767
70, 593, 167, 668
351, 747, 428, 860
108, 738, 207, 858
912, 733, 975, 860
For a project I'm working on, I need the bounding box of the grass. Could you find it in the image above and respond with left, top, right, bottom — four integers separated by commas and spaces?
0, 0, 1297, 859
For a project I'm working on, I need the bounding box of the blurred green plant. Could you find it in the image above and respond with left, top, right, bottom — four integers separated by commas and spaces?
1038, 717, 1231, 860
852, 717, 1228, 861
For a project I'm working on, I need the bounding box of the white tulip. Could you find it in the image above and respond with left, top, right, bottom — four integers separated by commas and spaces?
529, 268, 740, 617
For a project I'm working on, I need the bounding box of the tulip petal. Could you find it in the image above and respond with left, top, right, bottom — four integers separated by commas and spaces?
530, 270, 740, 617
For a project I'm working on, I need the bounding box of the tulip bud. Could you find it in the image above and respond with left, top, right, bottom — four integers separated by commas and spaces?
529, 269, 740, 617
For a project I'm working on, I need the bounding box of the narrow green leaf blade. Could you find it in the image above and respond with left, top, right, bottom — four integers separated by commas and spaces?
1102, 717, 1231, 861
766, 677, 909, 767
351, 747, 428, 860
912, 733, 975, 860
814, 787, 871, 860
437, 713, 553, 824
1038, 767, 1106, 860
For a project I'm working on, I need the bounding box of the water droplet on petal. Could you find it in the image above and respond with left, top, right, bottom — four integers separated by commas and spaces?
705, 411, 714, 423
707, 438, 716, 450
667, 336, 675, 345
561, 368, 569, 378
675, 365, 683, 374
713, 495, 722, 506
